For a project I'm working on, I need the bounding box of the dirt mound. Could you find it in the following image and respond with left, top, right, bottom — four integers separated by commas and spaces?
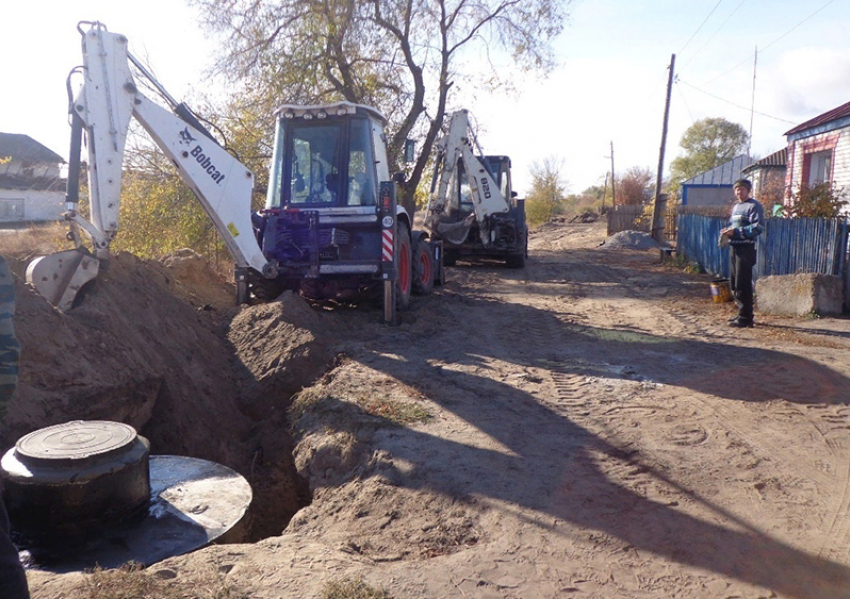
570, 211, 600, 223
599, 229, 659, 250
160, 249, 235, 310
3, 251, 332, 540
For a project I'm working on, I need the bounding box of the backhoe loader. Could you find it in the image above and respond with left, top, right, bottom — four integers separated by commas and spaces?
425, 109, 527, 267
26, 22, 442, 322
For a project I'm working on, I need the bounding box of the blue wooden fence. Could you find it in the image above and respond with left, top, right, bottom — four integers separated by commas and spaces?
677, 214, 850, 310
676, 214, 731, 278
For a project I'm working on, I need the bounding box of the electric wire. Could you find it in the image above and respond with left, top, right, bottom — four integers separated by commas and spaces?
700, 0, 837, 86
678, 0, 724, 56
681, 0, 747, 69
760, 0, 836, 53
675, 77, 696, 124
677, 79, 796, 124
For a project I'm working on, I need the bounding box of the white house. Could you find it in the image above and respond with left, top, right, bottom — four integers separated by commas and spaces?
0, 133, 65, 225
784, 100, 850, 214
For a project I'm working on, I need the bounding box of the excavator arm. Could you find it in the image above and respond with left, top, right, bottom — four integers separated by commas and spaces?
27, 22, 275, 310
424, 109, 512, 246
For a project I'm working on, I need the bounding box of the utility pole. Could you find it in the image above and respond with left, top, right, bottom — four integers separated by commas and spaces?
609, 141, 616, 207
601, 172, 609, 213
651, 53, 675, 244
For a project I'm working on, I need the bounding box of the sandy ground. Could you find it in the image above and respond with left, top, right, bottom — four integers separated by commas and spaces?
11, 220, 850, 598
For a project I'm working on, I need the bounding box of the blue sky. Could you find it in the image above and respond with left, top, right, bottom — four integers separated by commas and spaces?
2, 0, 848, 195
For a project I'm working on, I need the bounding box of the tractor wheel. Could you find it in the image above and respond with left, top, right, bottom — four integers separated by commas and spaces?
412, 241, 434, 295
396, 226, 413, 310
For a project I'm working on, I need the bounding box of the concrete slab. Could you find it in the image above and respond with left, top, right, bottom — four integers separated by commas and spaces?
757, 273, 845, 317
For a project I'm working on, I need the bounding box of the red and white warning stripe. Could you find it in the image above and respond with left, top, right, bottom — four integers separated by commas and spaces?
382, 229, 394, 262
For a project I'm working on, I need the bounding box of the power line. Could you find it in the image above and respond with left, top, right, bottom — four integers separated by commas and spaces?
760, 0, 836, 53
700, 0, 837, 86
682, 0, 747, 69
677, 79, 796, 124
674, 77, 695, 123
678, 0, 724, 56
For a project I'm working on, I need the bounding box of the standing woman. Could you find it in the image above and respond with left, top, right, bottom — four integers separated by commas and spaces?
720, 178, 765, 327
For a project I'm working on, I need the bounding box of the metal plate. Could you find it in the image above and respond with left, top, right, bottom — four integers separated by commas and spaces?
15, 421, 137, 467
22, 455, 253, 573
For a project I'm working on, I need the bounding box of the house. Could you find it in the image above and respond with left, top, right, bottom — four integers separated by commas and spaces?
740, 148, 786, 211
784, 100, 850, 212
0, 133, 65, 225
679, 154, 753, 207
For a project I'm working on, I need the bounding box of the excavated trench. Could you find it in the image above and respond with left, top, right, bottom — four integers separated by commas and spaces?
3, 250, 337, 554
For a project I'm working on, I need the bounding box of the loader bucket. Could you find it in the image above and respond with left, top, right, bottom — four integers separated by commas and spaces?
26, 249, 100, 312
434, 213, 476, 245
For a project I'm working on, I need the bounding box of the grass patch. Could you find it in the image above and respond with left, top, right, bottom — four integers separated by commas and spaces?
321, 577, 393, 599
361, 396, 433, 426
664, 252, 702, 274
81, 563, 244, 599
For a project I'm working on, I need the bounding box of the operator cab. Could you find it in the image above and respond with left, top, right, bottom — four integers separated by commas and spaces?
485, 155, 514, 204
457, 155, 514, 216
266, 102, 390, 210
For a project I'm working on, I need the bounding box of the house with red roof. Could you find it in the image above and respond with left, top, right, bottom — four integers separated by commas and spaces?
784, 100, 850, 212
0, 133, 65, 225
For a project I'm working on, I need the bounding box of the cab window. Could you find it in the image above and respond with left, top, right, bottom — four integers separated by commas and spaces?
290, 124, 342, 204
346, 119, 377, 206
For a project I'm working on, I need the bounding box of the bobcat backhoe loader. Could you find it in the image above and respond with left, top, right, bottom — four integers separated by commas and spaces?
424, 109, 527, 267
27, 22, 441, 321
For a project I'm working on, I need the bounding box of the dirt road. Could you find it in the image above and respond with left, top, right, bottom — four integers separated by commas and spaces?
22, 220, 850, 598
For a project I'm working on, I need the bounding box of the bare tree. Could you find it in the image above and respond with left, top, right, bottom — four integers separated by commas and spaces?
616, 166, 654, 206
190, 0, 569, 204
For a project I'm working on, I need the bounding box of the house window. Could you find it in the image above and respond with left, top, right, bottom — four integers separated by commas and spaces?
803, 149, 832, 186
0, 199, 24, 220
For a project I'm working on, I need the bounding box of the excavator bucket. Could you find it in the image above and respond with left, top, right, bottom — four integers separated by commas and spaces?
26, 249, 99, 312
432, 213, 476, 245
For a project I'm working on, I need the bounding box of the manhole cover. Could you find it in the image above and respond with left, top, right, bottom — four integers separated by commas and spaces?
1, 421, 252, 571
15, 420, 137, 467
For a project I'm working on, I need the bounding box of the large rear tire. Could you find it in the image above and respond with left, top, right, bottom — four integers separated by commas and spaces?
412, 241, 434, 295
396, 226, 412, 310
506, 228, 528, 269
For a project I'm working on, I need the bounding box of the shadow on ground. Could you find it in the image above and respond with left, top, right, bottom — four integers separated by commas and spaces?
328, 291, 850, 598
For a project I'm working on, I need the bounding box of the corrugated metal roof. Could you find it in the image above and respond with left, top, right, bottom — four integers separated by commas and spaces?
0, 133, 64, 164
742, 148, 786, 172
785, 100, 850, 136
681, 154, 753, 186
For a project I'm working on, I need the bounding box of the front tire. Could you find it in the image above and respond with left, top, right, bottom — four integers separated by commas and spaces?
412, 241, 434, 295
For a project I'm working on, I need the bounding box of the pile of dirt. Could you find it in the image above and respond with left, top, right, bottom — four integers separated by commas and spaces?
2, 250, 333, 540
159, 249, 235, 310
570, 211, 600, 223
599, 229, 659, 250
